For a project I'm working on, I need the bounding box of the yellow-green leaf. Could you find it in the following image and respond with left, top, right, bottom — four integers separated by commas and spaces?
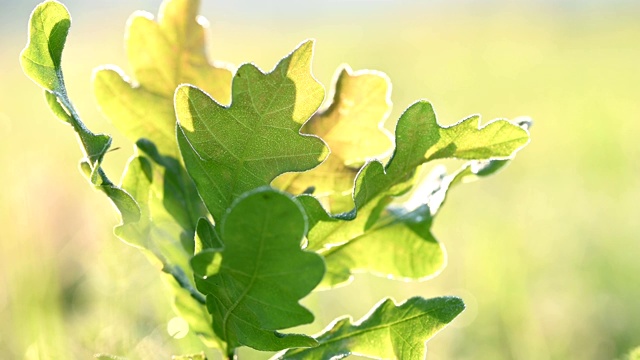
93, 0, 232, 157
278, 296, 464, 360
306, 101, 529, 253
274, 66, 393, 213
21, 1, 112, 172
20, 0, 70, 92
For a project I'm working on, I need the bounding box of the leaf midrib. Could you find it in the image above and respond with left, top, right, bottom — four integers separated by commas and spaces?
197, 71, 295, 207
296, 302, 448, 354
220, 205, 270, 344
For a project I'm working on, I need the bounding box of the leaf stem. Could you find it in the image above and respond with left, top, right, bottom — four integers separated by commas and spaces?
53, 69, 101, 155
226, 348, 237, 360
163, 264, 207, 305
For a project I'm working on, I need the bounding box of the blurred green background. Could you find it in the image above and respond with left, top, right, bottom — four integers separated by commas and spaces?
1, 0, 639, 359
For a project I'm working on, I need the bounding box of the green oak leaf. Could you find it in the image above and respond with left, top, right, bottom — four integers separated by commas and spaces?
21, 1, 111, 172
190, 188, 325, 352
320, 116, 532, 288
277, 296, 465, 360
317, 153, 522, 289
274, 66, 393, 213
20, 0, 134, 220
303, 67, 392, 164
410, 116, 533, 216
176, 40, 328, 223
93, 0, 232, 157
117, 152, 179, 263
85, 0, 232, 344
20, 0, 69, 92
296, 102, 528, 288
306, 100, 530, 252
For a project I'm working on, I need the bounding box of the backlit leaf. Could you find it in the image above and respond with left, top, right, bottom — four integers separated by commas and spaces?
408, 117, 533, 217
307, 101, 529, 252
20, 0, 70, 92
135, 139, 208, 245
274, 66, 393, 212
93, 0, 232, 157
21, 0, 141, 236
299, 102, 528, 288
309, 101, 529, 249
321, 118, 532, 288
278, 296, 465, 360
176, 40, 328, 222
21, 1, 112, 171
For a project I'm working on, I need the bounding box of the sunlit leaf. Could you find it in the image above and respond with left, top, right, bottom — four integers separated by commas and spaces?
82, 164, 141, 224
274, 66, 393, 212
21, 1, 111, 171
307, 101, 529, 252
278, 296, 464, 360
113, 139, 206, 265
20, 1, 135, 223
93, 0, 232, 157
191, 188, 324, 352
20, 0, 70, 92
176, 40, 328, 222
410, 117, 534, 217
318, 156, 515, 289
297, 102, 528, 288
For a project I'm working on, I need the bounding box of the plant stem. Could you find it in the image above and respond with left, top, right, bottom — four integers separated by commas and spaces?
226, 348, 237, 360
163, 264, 207, 305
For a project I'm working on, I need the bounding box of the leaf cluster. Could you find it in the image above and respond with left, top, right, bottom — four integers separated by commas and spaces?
21, 0, 530, 359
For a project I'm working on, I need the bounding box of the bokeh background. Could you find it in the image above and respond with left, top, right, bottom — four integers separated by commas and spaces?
1, 0, 639, 359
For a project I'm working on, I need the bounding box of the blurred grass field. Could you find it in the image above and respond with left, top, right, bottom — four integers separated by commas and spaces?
1, 0, 639, 359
